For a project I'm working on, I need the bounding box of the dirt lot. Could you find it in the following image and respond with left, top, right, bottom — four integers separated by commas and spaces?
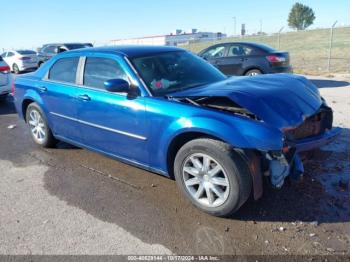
0, 75, 349, 256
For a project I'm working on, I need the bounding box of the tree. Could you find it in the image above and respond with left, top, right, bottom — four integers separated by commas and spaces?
288, 2, 315, 30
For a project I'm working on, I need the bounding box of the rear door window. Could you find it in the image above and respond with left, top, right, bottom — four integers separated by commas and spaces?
83, 57, 127, 89
48, 57, 79, 84
227, 45, 254, 57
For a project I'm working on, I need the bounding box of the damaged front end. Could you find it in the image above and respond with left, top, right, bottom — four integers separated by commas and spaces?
169, 74, 341, 191
171, 95, 340, 191
263, 104, 340, 188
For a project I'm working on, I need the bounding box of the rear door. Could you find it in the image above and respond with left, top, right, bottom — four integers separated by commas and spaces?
76, 55, 148, 165
40, 56, 82, 142
221, 44, 250, 75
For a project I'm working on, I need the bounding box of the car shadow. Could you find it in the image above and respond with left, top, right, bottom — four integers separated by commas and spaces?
0, 95, 16, 115
310, 79, 349, 89
40, 126, 350, 225
42, 129, 350, 227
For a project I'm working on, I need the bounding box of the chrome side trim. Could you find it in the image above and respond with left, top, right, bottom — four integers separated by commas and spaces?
50, 112, 147, 141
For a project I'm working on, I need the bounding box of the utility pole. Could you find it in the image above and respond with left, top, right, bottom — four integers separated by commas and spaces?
327, 21, 337, 72
259, 19, 263, 34
278, 26, 284, 49
232, 16, 236, 36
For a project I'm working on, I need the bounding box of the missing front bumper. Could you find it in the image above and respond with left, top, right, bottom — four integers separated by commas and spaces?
266, 127, 341, 188
295, 127, 342, 152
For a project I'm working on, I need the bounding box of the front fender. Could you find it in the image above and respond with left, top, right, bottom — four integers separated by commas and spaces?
160, 115, 283, 157
176, 116, 282, 149
154, 115, 283, 173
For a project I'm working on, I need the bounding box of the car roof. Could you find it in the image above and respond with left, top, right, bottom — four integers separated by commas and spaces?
203, 41, 276, 51
63, 45, 183, 58
42, 43, 92, 47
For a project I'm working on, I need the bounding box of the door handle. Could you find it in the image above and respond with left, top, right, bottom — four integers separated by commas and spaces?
77, 94, 91, 101
37, 86, 47, 92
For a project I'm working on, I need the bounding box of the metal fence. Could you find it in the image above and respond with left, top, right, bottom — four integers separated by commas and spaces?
183, 26, 350, 74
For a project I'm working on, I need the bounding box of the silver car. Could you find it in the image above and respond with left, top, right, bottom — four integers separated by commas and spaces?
1, 50, 38, 74
0, 57, 11, 99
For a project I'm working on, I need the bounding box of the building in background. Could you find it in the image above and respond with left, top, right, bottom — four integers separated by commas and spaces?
111, 29, 227, 46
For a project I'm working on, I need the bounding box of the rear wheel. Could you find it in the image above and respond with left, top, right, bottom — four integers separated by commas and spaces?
26, 102, 57, 148
13, 64, 20, 74
0, 94, 8, 101
245, 69, 262, 76
174, 138, 252, 217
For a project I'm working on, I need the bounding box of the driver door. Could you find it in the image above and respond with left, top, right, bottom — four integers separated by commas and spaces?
76, 55, 148, 165
200, 45, 228, 73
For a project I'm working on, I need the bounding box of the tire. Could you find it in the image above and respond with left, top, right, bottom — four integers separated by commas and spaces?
25, 102, 57, 148
13, 64, 20, 74
174, 138, 252, 217
245, 69, 262, 76
0, 94, 8, 101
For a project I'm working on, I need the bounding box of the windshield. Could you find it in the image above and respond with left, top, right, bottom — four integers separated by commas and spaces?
131, 51, 226, 96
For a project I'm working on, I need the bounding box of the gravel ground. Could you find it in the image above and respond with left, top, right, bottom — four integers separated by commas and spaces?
0, 75, 349, 256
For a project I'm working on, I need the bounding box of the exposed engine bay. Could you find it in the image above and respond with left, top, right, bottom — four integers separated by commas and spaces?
172, 96, 260, 120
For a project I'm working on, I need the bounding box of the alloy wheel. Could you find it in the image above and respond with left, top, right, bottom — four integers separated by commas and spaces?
28, 109, 46, 143
182, 153, 230, 208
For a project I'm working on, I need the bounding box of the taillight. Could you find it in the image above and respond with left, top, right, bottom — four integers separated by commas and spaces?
19, 56, 31, 60
0, 65, 10, 73
266, 55, 286, 63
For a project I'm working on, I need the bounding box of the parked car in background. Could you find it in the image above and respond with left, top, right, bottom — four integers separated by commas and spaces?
1, 50, 38, 74
0, 56, 11, 100
14, 46, 340, 217
37, 43, 93, 67
198, 42, 292, 76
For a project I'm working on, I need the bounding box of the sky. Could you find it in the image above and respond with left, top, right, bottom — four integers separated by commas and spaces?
1, 0, 349, 50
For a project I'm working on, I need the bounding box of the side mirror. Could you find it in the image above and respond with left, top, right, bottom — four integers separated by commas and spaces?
104, 79, 130, 93
54, 47, 60, 54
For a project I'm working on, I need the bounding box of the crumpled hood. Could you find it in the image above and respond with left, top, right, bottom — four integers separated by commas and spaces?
170, 74, 322, 130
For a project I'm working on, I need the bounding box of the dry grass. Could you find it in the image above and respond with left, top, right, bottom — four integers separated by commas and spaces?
183, 27, 350, 75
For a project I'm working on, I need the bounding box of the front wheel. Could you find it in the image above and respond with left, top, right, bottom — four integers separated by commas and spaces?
174, 138, 252, 217
26, 102, 57, 148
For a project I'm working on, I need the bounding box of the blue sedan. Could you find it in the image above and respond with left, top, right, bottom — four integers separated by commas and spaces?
14, 46, 341, 217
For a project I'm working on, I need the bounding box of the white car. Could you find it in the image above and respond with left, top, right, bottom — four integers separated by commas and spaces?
1, 50, 38, 74
0, 57, 11, 100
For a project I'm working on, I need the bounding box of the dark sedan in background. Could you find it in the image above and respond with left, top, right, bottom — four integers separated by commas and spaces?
198, 42, 292, 76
